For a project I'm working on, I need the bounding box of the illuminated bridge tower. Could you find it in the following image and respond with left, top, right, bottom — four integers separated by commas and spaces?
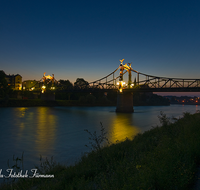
116, 59, 134, 112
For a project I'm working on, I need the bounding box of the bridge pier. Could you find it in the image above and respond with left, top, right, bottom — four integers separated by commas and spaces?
116, 91, 134, 113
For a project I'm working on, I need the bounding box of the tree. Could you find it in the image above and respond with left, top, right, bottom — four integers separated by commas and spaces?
58, 79, 73, 90
74, 78, 89, 89
0, 70, 11, 98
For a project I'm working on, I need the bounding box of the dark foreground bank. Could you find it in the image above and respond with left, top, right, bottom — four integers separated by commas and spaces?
1, 112, 200, 189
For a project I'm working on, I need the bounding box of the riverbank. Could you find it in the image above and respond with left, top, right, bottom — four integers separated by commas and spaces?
1, 112, 200, 189
0, 99, 115, 107
0, 98, 169, 107
171, 102, 200, 105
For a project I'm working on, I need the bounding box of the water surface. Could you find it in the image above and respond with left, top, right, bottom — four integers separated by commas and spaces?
0, 105, 199, 173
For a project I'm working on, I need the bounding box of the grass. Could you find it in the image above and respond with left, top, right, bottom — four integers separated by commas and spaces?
1, 112, 200, 189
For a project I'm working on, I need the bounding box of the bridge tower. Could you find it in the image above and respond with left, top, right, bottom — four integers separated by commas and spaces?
116, 59, 134, 112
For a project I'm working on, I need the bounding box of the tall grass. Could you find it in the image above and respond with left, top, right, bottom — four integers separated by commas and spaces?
1, 112, 200, 189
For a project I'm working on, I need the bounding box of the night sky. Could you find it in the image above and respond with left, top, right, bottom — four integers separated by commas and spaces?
1, 0, 200, 95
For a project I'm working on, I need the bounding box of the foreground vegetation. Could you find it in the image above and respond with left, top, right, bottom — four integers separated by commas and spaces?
1, 112, 200, 189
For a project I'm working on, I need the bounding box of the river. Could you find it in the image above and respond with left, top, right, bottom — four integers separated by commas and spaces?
0, 104, 199, 177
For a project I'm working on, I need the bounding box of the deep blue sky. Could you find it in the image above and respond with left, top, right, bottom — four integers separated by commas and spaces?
1, 0, 200, 95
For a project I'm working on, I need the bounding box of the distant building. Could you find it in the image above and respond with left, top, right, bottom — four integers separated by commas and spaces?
22, 80, 41, 91
5, 73, 22, 90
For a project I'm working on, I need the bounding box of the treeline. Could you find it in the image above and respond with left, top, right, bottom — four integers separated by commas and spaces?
55, 79, 170, 106
133, 92, 170, 106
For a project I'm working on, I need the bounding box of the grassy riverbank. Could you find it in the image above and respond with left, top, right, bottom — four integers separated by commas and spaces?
1, 112, 200, 189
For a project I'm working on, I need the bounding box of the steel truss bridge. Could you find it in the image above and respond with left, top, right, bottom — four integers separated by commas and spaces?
26, 60, 200, 93
85, 65, 200, 93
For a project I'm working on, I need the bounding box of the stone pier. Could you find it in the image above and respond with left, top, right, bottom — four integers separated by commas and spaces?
116, 91, 134, 113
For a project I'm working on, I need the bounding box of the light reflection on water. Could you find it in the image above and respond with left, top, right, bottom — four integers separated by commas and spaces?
0, 104, 199, 175
109, 113, 140, 143
35, 107, 57, 155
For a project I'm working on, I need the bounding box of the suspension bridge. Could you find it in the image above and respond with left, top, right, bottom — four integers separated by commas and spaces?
32, 59, 200, 112
86, 60, 200, 93
85, 59, 200, 112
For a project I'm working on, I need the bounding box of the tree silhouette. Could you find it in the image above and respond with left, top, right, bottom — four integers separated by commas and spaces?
58, 79, 73, 90
74, 78, 89, 89
0, 70, 11, 98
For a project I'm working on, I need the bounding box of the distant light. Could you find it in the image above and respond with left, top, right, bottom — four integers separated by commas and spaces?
117, 82, 119, 85
119, 89, 122, 93
42, 85, 46, 89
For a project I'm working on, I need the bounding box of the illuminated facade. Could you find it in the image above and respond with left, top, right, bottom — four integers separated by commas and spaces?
5, 73, 22, 90
22, 80, 40, 91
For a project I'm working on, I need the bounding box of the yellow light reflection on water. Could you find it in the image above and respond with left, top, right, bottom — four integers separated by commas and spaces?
108, 113, 141, 144
35, 107, 57, 154
16, 107, 28, 118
